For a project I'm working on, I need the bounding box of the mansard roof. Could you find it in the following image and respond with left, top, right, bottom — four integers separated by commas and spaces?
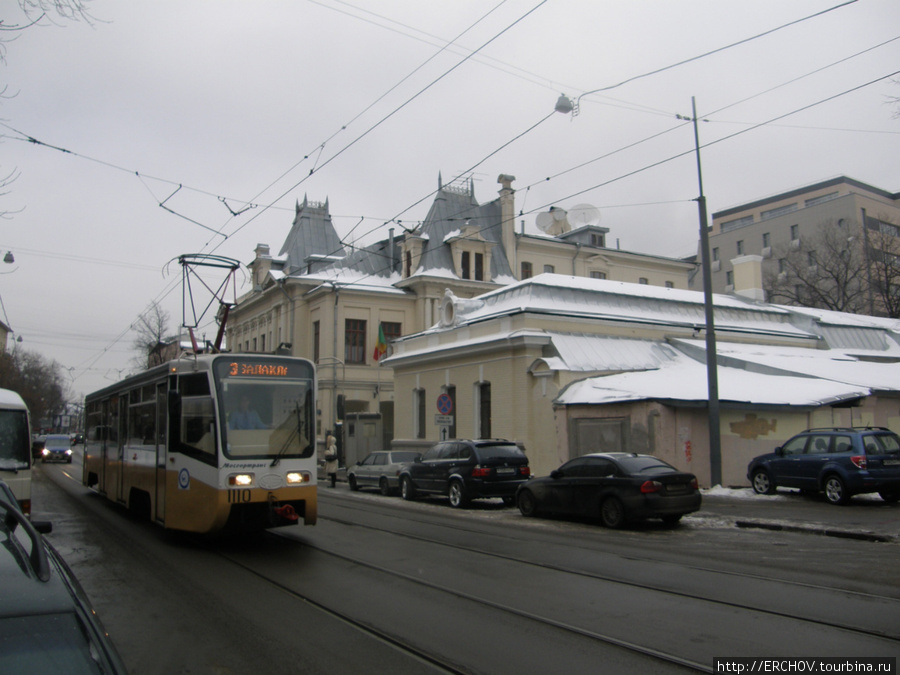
414, 176, 512, 280
279, 195, 346, 274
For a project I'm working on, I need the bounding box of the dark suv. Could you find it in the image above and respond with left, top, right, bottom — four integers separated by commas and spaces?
747, 427, 900, 505
0, 480, 127, 673
399, 439, 530, 508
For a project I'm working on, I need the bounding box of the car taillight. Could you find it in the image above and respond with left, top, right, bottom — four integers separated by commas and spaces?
471, 467, 491, 478
640, 480, 662, 494
690, 477, 699, 490
850, 455, 867, 470
520, 466, 531, 477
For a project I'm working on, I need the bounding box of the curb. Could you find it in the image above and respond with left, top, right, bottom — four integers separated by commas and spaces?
734, 519, 894, 543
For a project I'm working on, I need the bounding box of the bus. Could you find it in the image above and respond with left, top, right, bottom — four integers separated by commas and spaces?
0, 388, 33, 516
82, 354, 317, 534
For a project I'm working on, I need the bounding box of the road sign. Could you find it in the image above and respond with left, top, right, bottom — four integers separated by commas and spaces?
435, 414, 453, 426
436, 393, 453, 415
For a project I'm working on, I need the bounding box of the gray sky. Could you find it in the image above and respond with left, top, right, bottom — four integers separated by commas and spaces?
2, 0, 898, 399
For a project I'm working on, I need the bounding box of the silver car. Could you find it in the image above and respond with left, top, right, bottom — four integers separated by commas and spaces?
347, 450, 422, 495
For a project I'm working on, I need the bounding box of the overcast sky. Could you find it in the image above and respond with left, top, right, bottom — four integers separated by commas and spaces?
1, 0, 898, 399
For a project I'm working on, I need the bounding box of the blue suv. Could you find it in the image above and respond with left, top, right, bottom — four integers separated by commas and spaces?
747, 427, 900, 505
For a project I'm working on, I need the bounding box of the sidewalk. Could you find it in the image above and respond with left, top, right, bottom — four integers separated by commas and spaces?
697, 487, 900, 543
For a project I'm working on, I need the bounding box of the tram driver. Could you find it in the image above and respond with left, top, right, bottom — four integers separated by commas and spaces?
229, 395, 268, 430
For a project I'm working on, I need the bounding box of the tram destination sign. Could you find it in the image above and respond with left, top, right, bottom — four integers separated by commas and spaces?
216, 357, 313, 380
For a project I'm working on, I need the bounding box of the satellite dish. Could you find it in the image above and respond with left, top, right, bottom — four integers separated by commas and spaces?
551, 206, 567, 222
568, 203, 600, 228
535, 211, 554, 233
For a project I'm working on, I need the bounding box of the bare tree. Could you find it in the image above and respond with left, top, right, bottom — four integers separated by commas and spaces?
131, 302, 172, 369
1, 1, 94, 63
765, 219, 869, 314
863, 216, 900, 318
0, 347, 70, 428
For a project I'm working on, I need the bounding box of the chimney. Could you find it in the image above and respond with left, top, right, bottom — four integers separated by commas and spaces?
252, 243, 272, 287
497, 174, 516, 274
731, 254, 765, 302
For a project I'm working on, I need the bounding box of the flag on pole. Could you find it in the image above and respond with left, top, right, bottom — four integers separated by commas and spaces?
373, 323, 387, 361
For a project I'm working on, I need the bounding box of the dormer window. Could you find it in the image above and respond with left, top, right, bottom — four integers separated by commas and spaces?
447, 225, 495, 282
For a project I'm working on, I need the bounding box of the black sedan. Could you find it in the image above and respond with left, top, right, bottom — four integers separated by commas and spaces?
516, 452, 701, 528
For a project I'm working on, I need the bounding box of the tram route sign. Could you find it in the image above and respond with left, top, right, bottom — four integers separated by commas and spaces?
436, 393, 453, 415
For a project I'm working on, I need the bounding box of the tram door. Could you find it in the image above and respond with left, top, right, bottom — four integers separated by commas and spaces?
155, 383, 166, 523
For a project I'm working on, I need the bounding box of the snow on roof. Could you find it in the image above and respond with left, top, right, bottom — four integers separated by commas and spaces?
556, 354, 868, 407
441, 274, 810, 339
672, 338, 900, 391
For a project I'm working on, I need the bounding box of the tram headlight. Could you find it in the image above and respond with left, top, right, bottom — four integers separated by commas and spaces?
228, 473, 254, 487
286, 471, 311, 484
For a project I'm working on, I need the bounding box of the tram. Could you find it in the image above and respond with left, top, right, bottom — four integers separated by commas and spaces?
0, 388, 34, 516
82, 354, 317, 534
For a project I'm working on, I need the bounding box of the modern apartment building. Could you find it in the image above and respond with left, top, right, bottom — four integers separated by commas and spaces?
693, 176, 900, 313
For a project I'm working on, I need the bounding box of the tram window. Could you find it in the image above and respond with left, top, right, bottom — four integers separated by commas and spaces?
181, 397, 216, 461
179, 374, 211, 397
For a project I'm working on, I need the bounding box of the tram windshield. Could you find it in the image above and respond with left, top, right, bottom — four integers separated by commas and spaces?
214, 358, 315, 461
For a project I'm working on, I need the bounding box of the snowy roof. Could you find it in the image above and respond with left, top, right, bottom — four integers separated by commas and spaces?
556, 355, 868, 407
434, 274, 811, 340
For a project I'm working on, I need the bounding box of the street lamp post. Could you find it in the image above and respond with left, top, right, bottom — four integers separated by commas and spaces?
690, 97, 722, 487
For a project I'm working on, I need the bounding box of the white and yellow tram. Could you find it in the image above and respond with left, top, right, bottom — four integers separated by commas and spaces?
82, 354, 317, 534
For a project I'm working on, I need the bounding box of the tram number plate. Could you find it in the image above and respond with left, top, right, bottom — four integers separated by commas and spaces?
228, 489, 252, 503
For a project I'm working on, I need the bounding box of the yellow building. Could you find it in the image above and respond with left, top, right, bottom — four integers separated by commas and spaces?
225, 174, 694, 454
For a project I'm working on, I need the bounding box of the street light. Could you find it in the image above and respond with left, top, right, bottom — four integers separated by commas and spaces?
553, 94, 722, 486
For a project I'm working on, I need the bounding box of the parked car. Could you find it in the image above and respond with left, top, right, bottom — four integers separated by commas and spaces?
41, 434, 73, 463
347, 450, 422, 495
0, 480, 127, 674
747, 427, 900, 505
399, 439, 530, 508
516, 453, 702, 528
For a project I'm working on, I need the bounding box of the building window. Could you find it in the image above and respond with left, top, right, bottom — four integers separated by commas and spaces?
252, 337, 257, 352
474, 252, 484, 281
590, 271, 606, 280
461, 251, 470, 279
382, 322, 401, 343
726, 271, 734, 286
415, 389, 426, 439
790, 224, 799, 240
591, 233, 605, 247
405, 251, 412, 277
762, 232, 771, 248
521, 262, 532, 279
761, 203, 797, 220
260, 334, 266, 353
313, 321, 320, 363
345, 319, 366, 364
778, 258, 786, 274
808, 251, 817, 266
639, 278, 648, 285
712, 247, 719, 262
736, 240, 744, 255
665, 281, 674, 288
476, 382, 491, 439
544, 264, 555, 274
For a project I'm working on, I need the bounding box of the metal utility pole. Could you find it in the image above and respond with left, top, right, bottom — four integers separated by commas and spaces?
691, 97, 722, 486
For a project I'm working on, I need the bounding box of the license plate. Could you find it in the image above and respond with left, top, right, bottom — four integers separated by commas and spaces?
496, 467, 516, 475
884, 458, 900, 466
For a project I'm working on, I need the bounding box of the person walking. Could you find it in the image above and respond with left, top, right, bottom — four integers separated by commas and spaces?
324, 430, 338, 488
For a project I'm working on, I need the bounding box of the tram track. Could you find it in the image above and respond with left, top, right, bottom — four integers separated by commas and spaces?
215, 530, 710, 674
315, 499, 900, 643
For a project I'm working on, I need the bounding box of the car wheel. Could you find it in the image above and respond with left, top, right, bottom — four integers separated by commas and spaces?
661, 514, 682, 527
448, 480, 469, 508
878, 489, 900, 503
751, 469, 776, 495
517, 489, 538, 517
348, 475, 359, 491
600, 497, 626, 529
379, 477, 391, 496
823, 475, 849, 505
400, 476, 416, 501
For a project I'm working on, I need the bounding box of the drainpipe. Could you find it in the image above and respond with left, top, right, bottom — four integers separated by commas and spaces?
276, 278, 295, 354
571, 242, 581, 275
333, 284, 340, 428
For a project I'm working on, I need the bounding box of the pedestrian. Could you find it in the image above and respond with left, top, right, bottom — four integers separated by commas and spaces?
324, 430, 338, 488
